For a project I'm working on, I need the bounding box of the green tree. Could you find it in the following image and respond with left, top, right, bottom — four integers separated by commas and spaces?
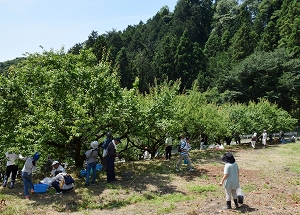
277, 0, 300, 54
85, 30, 98, 49
124, 79, 180, 158
115, 47, 133, 89
153, 35, 177, 81
0, 49, 123, 167
92, 35, 107, 62
68, 42, 83, 55
230, 23, 256, 63
175, 30, 196, 90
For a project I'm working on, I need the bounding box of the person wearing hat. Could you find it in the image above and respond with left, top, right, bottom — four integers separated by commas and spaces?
176, 135, 194, 172
50, 161, 66, 177
106, 137, 121, 183
49, 161, 73, 194
21, 152, 40, 199
84, 141, 99, 186
219, 152, 240, 209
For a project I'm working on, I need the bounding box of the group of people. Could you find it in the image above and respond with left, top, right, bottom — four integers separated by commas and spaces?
84, 132, 122, 185
3, 150, 75, 199
250, 129, 287, 149
3, 151, 41, 199
166, 133, 241, 209
3, 132, 243, 210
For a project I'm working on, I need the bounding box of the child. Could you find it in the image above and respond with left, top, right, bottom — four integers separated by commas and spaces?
21, 152, 40, 199
219, 152, 240, 209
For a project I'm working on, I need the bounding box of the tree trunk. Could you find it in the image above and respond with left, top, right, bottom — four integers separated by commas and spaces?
224, 136, 232, 145
73, 137, 84, 168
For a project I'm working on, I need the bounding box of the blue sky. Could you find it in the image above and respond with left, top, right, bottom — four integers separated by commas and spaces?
0, 0, 177, 62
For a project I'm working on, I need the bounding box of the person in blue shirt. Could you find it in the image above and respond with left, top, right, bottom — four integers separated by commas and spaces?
176, 135, 194, 172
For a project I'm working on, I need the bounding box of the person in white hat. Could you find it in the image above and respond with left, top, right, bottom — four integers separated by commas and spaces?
84, 141, 99, 186
50, 161, 66, 177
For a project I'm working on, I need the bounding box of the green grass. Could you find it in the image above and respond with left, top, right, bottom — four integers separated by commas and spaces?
2, 142, 300, 214
242, 183, 257, 193
187, 184, 218, 194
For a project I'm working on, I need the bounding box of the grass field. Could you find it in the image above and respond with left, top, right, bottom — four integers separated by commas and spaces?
0, 141, 300, 215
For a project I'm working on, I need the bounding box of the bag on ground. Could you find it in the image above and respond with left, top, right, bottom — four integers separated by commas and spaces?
236, 187, 244, 204
64, 174, 74, 185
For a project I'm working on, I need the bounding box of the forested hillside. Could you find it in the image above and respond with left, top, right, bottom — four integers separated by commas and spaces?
67, 0, 300, 120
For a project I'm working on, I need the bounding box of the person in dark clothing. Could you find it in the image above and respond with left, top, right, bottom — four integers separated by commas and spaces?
106, 137, 121, 183
101, 132, 113, 172
165, 136, 172, 160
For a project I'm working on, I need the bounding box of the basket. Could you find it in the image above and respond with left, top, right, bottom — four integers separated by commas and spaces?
96, 164, 102, 171
80, 169, 87, 177
34, 183, 48, 193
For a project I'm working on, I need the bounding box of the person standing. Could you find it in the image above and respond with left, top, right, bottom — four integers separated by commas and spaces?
200, 136, 205, 150
251, 132, 257, 149
85, 141, 99, 186
235, 134, 241, 145
279, 130, 285, 143
106, 137, 121, 183
176, 135, 194, 172
44, 154, 53, 173
101, 132, 113, 172
260, 130, 267, 148
143, 147, 151, 160
219, 152, 240, 210
3, 150, 25, 189
165, 135, 172, 160
21, 152, 40, 199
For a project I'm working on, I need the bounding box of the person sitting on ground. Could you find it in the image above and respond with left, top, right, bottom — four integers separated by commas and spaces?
50, 172, 74, 194
50, 161, 65, 193
50, 161, 66, 177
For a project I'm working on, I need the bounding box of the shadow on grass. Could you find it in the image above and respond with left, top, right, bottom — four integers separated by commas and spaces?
2, 143, 289, 213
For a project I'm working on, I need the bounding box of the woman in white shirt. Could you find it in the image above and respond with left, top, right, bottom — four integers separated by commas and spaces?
21, 152, 40, 199
3, 151, 25, 189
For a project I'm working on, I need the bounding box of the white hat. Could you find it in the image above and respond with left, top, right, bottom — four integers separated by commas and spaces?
90, 141, 99, 149
51, 161, 59, 166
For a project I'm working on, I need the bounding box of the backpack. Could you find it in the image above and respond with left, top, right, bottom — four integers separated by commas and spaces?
101, 138, 112, 150
178, 141, 186, 152
64, 174, 74, 185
